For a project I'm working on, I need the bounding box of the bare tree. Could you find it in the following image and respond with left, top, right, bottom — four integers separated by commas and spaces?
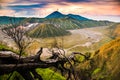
1, 18, 32, 55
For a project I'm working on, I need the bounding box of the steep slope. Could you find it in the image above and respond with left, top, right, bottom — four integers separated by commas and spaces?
46, 11, 65, 18
27, 23, 70, 38
108, 23, 120, 38
93, 38, 120, 79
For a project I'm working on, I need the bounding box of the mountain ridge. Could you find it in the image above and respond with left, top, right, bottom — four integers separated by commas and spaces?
45, 11, 65, 18
45, 11, 90, 21
0, 13, 114, 30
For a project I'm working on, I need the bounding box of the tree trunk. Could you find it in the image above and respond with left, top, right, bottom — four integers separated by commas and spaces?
0, 50, 82, 80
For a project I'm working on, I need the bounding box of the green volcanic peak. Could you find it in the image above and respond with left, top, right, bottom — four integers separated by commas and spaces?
27, 23, 70, 38
45, 11, 90, 20
45, 11, 65, 18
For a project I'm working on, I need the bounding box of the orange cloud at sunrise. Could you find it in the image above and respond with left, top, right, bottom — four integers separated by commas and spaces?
34, 2, 120, 17
0, 0, 16, 6
0, 9, 15, 16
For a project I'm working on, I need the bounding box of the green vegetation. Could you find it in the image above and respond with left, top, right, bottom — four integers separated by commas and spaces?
70, 37, 120, 80
0, 71, 24, 80
0, 43, 19, 55
27, 23, 70, 38
36, 68, 66, 80
43, 18, 83, 29
0, 43, 12, 51
93, 38, 120, 80
80, 20, 113, 27
0, 68, 65, 80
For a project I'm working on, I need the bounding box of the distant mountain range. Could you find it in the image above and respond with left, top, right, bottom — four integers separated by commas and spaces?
0, 16, 25, 24
46, 11, 90, 21
0, 11, 114, 30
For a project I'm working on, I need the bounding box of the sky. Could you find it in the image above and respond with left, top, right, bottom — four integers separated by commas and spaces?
0, 0, 120, 22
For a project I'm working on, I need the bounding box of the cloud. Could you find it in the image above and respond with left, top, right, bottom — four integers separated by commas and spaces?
0, 0, 15, 3
33, 3, 84, 17
64, 0, 91, 2
85, 15, 120, 22
15, 0, 62, 4
8, 3, 47, 10
0, 8, 36, 17
0, 0, 16, 9
14, 10, 36, 17
0, 9, 15, 16
0, 0, 16, 6
33, 2, 120, 17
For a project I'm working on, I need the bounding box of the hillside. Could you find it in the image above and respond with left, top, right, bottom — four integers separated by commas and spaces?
108, 23, 120, 38
27, 23, 70, 38
93, 38, 120, 79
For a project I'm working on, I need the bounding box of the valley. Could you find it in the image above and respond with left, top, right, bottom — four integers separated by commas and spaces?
4, 26, 110, 57
30, 26, 106, 57
0, 25, 112, 56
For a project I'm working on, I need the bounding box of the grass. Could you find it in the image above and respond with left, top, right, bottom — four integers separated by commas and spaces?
36, 68, 66, 80
0, 43, 17, 53
0, 71, 24, 80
